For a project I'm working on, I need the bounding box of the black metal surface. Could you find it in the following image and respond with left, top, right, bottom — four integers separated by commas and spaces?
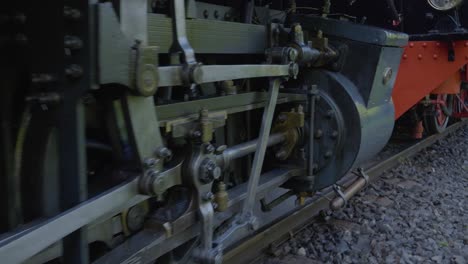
57, 1, 94, 263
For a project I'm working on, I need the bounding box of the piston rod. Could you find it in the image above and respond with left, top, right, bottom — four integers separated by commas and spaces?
219, 132, 286, 168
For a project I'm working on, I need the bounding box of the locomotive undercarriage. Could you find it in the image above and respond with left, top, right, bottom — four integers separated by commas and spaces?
0, 1, 407, 263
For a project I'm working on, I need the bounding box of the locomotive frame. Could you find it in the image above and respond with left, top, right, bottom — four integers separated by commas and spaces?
1, 1, 467, 264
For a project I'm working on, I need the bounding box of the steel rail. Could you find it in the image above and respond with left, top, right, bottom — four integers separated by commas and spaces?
224, 121, 467, 264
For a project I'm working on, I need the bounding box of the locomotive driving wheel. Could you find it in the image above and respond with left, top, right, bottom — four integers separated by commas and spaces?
423, 94, 453, 134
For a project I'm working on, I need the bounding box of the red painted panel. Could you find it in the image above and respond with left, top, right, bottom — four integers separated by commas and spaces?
392, 41, 468, 119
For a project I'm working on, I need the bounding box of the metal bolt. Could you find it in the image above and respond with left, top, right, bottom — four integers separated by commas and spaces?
382, 67, 393, 85
64, 6, 81, 20
199, 159, 221, 183
64, 35, 83, 50
209, 166, 221, 180
126, 205, 145, 232
275, 149, 288, 160
215, 145, 227, 155
157, 147, 172, 160
25, 93, 61, 105
153, 176, 163, 186
214, 10, 219, 19
31, 74, 56, 84
278, 114, 287, 123
143, 158, 157, 168
15, 34, 28, 45
297, 105, 304, 114
13, 13, 26, 24
203, 10, 209, 18
191, 130, 202, 138
249, 217, 259, 231
203, 192, 214, 202
204, 144, 215, 154
326, 110, 335, 119
315, 129, 323, 139
324, 150, 333, 159
65, 64, 83, 79
146, 169, 159, 178
331, 130, 339, 139
288, 48, 298, 62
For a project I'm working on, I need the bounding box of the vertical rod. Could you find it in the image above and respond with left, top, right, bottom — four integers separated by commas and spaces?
170, 0, 196, 65
307, 85, 318, 179
242, 78, 281, 215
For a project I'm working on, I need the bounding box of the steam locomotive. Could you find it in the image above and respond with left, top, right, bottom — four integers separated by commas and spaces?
1, 1, 467, 263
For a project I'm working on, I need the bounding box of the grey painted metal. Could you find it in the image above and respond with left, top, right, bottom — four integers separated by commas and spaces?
368, 46, 404, 108
98, 3, 132, 86
170, 0, 196, 65
294, 15, 408, 47
156, 92, 306, 121
124, 96, 164, 161
120, 0, 148, 44
147, 14, 267, 54
157, 64, 292, 87
242, 78, 281, 215
94, 168, 299, 264
0, 179, 147, 264
221, 132, 285, 168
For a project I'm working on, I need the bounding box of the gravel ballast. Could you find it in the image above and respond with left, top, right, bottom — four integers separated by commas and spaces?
263, 126, 468, 264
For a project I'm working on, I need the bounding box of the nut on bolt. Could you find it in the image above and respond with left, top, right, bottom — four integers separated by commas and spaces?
204, 144, 215, 154
199, 159, 221, 184
215, 145, 227, 155
203, 192, 215, 202
65, 64, 83, 79
143, 158, 157, 168
157, 147, 172, 160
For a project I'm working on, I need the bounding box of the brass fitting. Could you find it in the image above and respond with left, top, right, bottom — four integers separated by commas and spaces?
214, 182, 229, 212
200, 108, 213, 143
272, 105, 305, 160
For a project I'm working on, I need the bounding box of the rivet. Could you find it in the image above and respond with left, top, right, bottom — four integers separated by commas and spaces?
409, 43, 414, 48
422, 42, 427, 47
418, 54, 423, 60
403, 54, 408, 59
433, 54, 438, 60
315, 129, 323, 139
436, 42, 441, 47
465, 42, 468, 47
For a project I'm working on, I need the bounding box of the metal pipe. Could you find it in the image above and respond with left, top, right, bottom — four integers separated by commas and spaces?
307, 87, 317, 178
329, 177, 367, 210
220, 132, 286, 168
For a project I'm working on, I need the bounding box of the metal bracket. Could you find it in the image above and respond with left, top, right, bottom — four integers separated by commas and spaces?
133, 44, 160, 96
332, 184, 347, 208
356, 167, 370, 187
170, 0, 197, 67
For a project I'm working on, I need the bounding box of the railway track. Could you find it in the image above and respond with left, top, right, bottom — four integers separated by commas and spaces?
224, 121, 468, 264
